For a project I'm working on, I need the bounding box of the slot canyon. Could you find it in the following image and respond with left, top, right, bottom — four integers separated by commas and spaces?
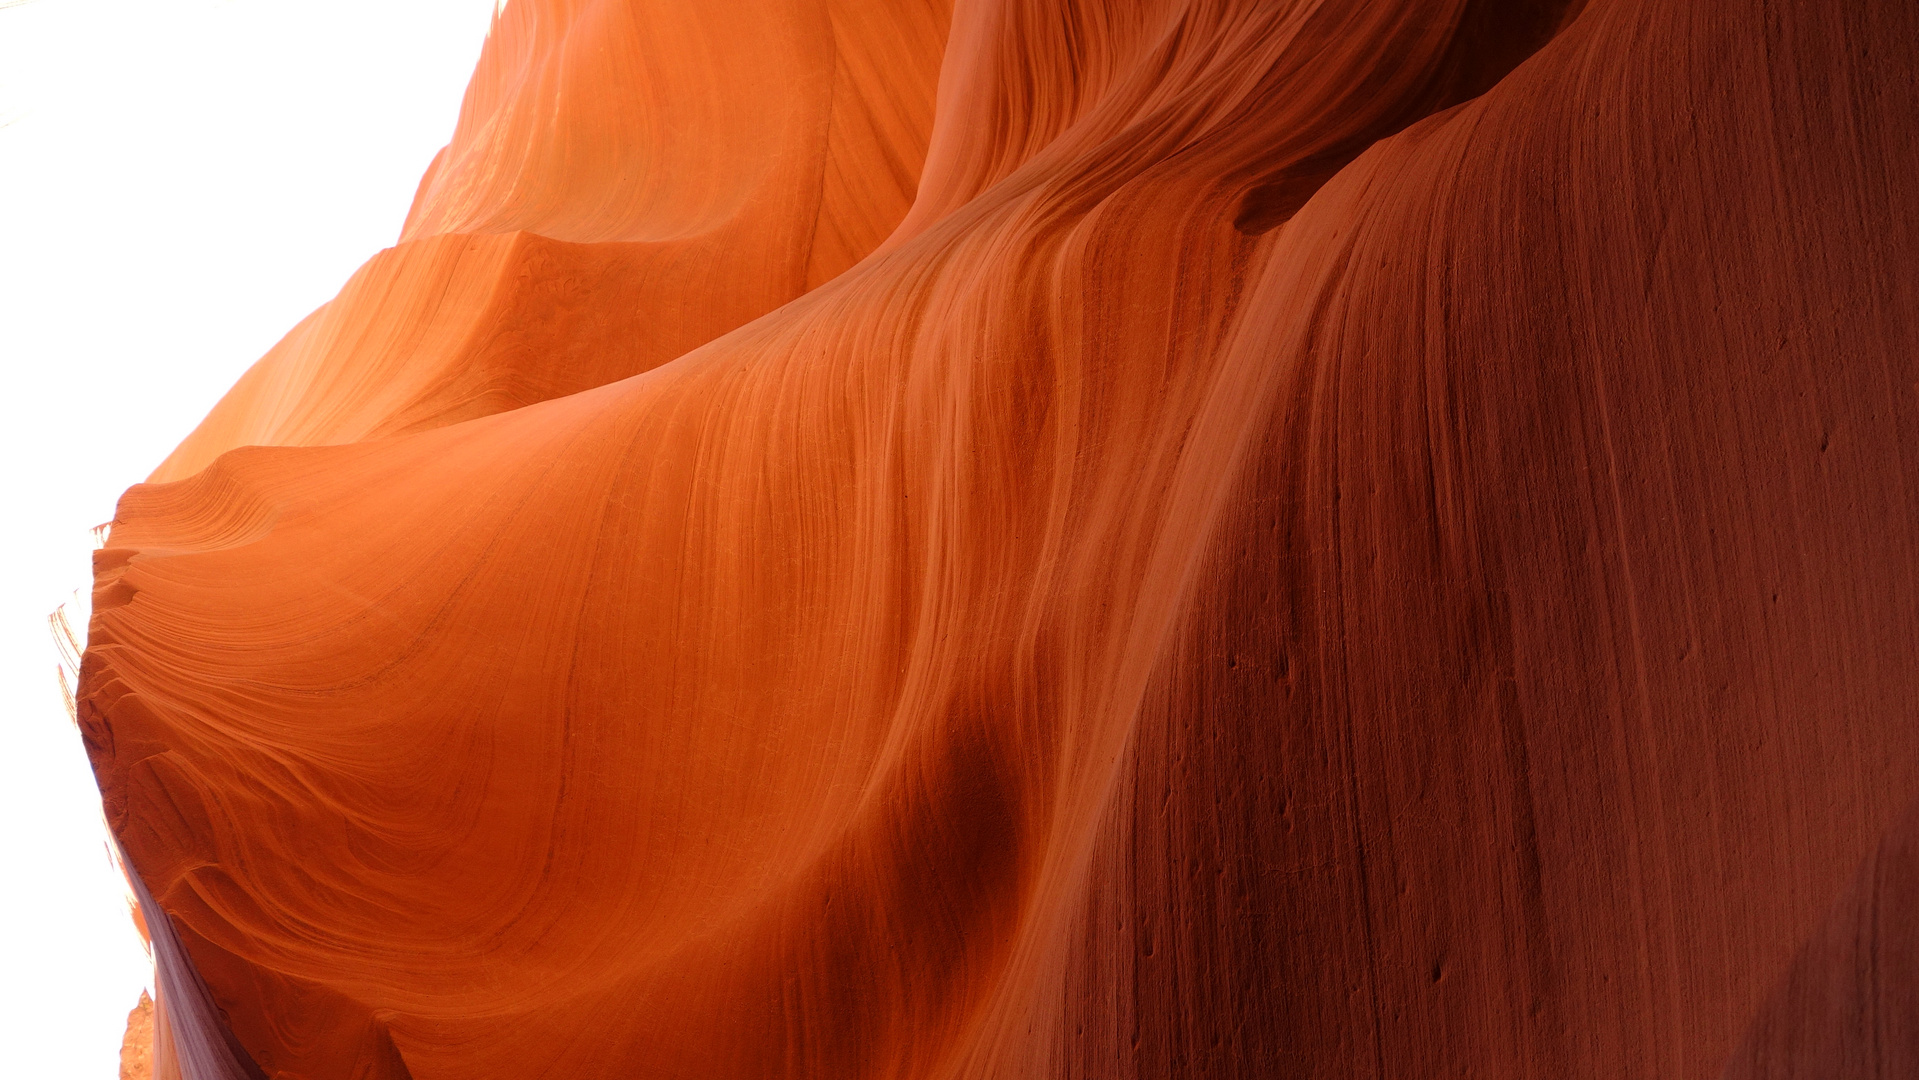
78, 0, 1919, 1076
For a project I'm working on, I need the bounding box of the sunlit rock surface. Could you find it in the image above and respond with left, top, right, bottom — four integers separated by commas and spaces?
119, 992, 153, 1080
82, 0, 1919, 1076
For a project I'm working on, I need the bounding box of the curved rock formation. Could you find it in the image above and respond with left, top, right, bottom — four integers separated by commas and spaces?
151, 0, 950, 483
83, 0, 1919, 1077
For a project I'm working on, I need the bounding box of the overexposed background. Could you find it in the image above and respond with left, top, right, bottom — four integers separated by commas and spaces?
0, 1, 502, 1074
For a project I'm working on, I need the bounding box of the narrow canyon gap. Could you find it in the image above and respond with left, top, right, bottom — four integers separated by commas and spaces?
79, 0, 1919, 1077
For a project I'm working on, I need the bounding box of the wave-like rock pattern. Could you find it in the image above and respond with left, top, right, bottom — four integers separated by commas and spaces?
152, 0, 949, 483
81, 0, 1919, 1077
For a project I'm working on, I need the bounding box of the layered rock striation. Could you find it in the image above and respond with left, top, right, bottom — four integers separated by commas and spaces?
81, 0, 1919, 1077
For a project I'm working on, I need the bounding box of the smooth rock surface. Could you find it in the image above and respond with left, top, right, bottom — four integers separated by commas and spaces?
83, 0, 1919, 1077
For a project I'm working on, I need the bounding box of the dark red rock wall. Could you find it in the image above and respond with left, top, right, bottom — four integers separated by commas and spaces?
83, 0, 1919, 1077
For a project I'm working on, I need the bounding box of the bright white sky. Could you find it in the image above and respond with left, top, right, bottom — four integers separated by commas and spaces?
0, 1, 502, 1074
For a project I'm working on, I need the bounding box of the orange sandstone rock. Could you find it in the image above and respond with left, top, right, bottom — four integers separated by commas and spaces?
82, 0, 1919, 1077
152, 0, 950, 483
120, 992, 153, 1080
